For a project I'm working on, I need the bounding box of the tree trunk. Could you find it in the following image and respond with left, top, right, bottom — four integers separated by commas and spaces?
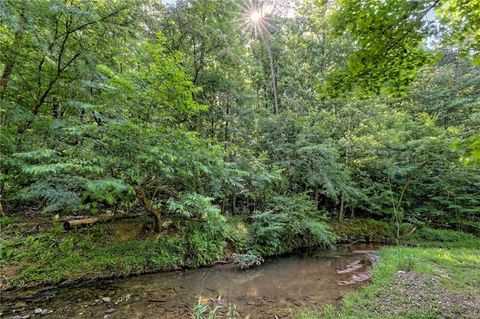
134, 185, 162, 232
0, 30, 23, 99
0, 177, 5, 217
0, 29, 23, 127
0, 59, 15, 101
339, 192, 345, 222
340, 111, 352, 222
314, 187, 320, 210
224, 101, 229, 142
262, 33, 279, 114
231, 193, 237, 215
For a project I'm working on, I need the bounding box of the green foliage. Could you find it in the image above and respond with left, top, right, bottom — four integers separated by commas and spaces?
249, 194, 336, 256
456, 133, 480, 165
232, 253, 264, 269
19, 175, 85, 213
84, 179, 131, 206
450, 219, 480, 236
192, 300, 221, 319
407, 227, 480, 248
331, 219, 402, 243
438, 0, 480, 64
192, 300, 246, 319
1, 223, 189, 288
412, 227, 479, 243
0, 215, 23, 227
331, 219, 480, 248
168, 193, 222, 220
326, 0, 435, 96
1, 0, 478, 229
168, 193, 228, 267
183, 223, 226, 267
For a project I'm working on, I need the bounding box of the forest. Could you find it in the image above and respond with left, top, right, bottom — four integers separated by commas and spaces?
0, 0, 479, 318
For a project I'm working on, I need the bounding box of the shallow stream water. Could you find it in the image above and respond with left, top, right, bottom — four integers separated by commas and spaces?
0, 245, 380, 319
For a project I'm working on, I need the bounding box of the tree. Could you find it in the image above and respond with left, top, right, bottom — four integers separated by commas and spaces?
0, 0, 135, 215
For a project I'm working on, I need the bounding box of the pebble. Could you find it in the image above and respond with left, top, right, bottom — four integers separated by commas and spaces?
102, 297, 111, 303
32, 308, 49, 316
105, 309, 116, 314
14, 302, 27, 309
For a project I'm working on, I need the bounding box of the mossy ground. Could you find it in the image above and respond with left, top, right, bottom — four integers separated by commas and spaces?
0, 214, 249, 290
0, 218, 181, 289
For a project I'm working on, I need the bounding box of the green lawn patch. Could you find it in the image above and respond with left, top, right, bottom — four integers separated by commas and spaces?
297, 246, 480, 319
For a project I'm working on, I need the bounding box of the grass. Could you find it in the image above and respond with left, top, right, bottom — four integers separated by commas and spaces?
0, 215, 25, 227
0, 223, 186, 289
0, 217, 230, 289
297, 246, 480, 319
406, 227, 480, 249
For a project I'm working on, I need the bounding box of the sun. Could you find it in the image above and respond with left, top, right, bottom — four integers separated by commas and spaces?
239, 1, 271, 36
249, 10, 263, 23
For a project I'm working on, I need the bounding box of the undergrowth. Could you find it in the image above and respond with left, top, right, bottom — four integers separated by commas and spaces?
248, 194, 336, 256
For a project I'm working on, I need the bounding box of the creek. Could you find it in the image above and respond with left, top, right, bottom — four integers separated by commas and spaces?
0, 244, 380, 318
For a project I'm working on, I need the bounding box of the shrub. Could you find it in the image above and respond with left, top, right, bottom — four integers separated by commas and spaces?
410, 227, 479, 243
248, 194, 336, 256
232, 253, 264, 269
168, 193, 229, 267
331, 219, 411, 243
447, 220, 480, 236
184, 223, 226, 267
224, 217, 250, 251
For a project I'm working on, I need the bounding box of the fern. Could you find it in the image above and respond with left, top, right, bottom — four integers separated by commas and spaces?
249, 194, 336, 256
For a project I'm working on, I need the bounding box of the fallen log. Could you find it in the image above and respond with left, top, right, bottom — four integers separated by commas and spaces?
62, 214, 140, 230
63, 218, 101, 230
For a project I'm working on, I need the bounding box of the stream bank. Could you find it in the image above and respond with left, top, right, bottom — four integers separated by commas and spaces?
297, 246, 480, 319
1, 245, 379, 318
2, 216, 478, 291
